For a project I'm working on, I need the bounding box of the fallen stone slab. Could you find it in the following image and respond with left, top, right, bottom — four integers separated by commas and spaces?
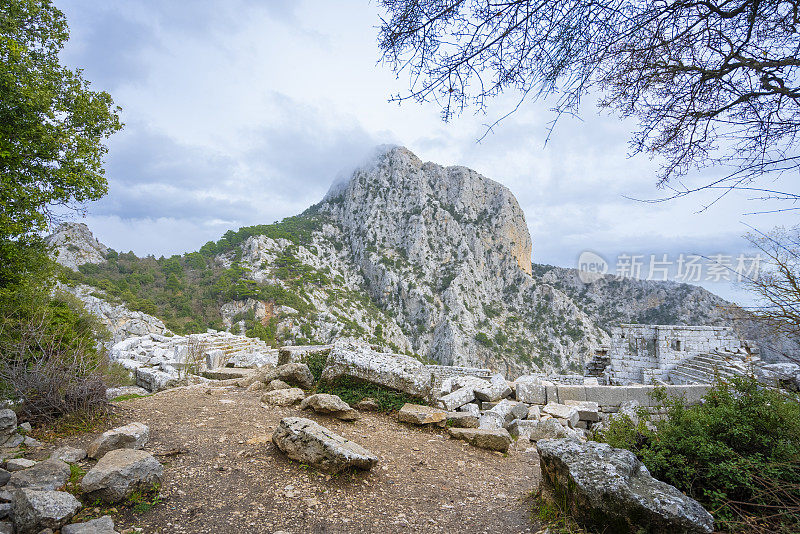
81, 449, 163, 503
275, 363, 315, 390
6, 460, 69, 491
320, 340, 434, 400
50, 447, 87, 464
479, 399, 515, 430
397, 404, 446, 425
509, 419, 572, 441
437, 386, 475, 411
265, 379, 291, 391
457, 403, 480, 417
300, 394, 359, 421
272, 417, 377, 474
542, 403, 579, 428
61, 515, 118, 534
260, 388, 306, 406
87, 422, 149, 460
473, 374, 512, 402
563, 400, 601, 422
135, 367, 179, 392
447, 427, 512, 452
537, 438, 714, 534
446, 412, 479, 428
12, 488, 81, 534
514, 376, 547, 404
6, 459, 36, 472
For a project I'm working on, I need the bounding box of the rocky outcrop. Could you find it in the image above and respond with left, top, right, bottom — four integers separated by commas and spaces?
60, 284, 170, 345
537, 438, 714, 534
272, 417, 378, 473
46, 222, 108, 271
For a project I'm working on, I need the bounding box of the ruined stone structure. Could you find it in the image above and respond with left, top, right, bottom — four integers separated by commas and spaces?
608, 324, 744, 384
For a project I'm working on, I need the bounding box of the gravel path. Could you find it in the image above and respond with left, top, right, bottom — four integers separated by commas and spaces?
53, 385, 541, 533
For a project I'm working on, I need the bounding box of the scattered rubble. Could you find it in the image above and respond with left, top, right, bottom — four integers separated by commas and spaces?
397, 404, 446, 426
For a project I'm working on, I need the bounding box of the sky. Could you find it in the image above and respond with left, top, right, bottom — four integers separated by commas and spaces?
55, 0, 797, 305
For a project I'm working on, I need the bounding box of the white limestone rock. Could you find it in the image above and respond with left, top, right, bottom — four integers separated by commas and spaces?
12, 489, 81, 534
537, 438, 714, 533
87, 422, 149, 460
300, 394, 359, 421
81, 449, 163, 503
321, 340, 434, 400
272, 417, 377, 474
61, 515, 118, 534
473, 374, 512, 402
260, 388, 306, 406
437, 386, 475, 411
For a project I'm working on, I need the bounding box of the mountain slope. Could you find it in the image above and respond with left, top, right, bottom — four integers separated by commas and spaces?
54, 146, 751, 376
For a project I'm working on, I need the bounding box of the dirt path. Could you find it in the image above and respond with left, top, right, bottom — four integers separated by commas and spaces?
52, 385, 542, 534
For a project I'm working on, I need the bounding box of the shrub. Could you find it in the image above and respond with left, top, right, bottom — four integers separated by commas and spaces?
594, 377, 800, 532
0, 287, 111, 425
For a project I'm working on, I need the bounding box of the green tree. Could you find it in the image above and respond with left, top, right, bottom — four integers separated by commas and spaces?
0, 0, 122, 287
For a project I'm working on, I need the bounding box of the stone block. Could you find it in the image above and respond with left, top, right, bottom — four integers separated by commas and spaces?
557, 385, 586, 402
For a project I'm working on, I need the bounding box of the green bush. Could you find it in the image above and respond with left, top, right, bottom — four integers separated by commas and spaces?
300, 349, 330, 382
595, 377, 800, 532
317, 377, 425, 412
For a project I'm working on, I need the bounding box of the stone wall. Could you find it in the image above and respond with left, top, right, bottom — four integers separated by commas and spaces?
545, 383, 709, 411
608, 324, 742, 383
426, 365, 493, 389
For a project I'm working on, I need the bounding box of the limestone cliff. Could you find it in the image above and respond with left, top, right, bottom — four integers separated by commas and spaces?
46, 222, 108, 270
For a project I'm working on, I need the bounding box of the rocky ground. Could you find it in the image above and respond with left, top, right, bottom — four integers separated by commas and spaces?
40, 386, 541, 533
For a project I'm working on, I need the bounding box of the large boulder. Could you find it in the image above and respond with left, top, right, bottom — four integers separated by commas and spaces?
260, 388, 306, 406
537, 438, 714, 534
12, 489, 81, 534
320, 340, 434, 400
87, 422, 149, 459
447, 427, 512, 452
299, 394, 359, 421
81, 449, 163, 503
275, 363, 315, 390
272, 417, 378, 474
135, 367, 179, 392
61, 515, 118, 534
515, 375, 547, 404
6, 460, 70, 491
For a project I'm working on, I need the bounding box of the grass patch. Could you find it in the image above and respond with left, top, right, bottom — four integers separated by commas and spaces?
64, 463, 86, 496
529, 490, 589, 534
31, 409, 118, 442
127, 483, 162, 514
111, 393, 150, 402
317, 376, 425, 412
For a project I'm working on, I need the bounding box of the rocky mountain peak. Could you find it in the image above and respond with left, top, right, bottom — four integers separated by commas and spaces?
46, 222, 108, 271
322, 145, 532, 277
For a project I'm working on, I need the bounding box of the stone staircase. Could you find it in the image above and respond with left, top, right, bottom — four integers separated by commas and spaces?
191, 332, 272, 368
669, 351, 760, 385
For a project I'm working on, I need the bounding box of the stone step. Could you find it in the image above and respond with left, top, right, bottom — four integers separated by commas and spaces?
669, 367, 711, 385
679, 362, 737, 379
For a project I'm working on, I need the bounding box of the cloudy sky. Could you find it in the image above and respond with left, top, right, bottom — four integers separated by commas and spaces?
56, 0, 796, 304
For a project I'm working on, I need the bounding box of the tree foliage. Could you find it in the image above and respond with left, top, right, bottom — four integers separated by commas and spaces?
0, 0, 122, 286
596, 378, 800, 531
378, 0, 800, 202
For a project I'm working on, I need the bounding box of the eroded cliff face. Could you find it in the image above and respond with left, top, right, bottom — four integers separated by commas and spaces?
317, 147, 603, 376
46, 222, 108, 270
